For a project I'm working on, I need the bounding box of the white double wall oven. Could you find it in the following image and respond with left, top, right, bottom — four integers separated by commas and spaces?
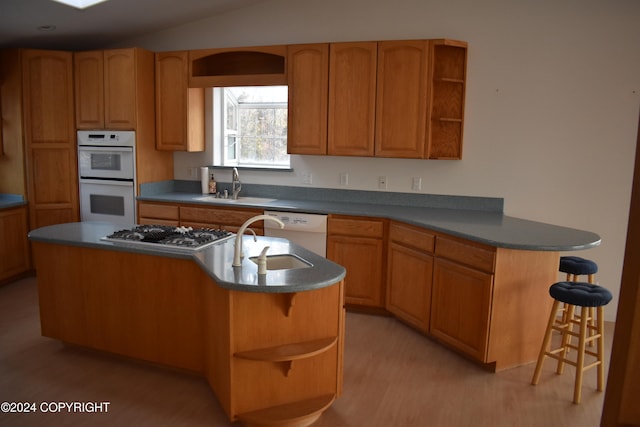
78, 130, 136, 226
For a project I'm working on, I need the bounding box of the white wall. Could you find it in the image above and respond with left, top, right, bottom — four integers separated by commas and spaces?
125, 0, 640, 321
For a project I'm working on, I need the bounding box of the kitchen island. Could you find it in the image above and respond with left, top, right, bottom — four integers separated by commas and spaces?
28, 221, 346, 427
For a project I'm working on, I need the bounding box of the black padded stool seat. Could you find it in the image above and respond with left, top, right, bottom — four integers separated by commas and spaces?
550, 281, 612, 307
559, 256, 598, 276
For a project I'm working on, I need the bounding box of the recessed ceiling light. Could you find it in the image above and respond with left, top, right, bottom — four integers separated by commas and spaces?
50, 0, 110, 9
37, 25, 57, 32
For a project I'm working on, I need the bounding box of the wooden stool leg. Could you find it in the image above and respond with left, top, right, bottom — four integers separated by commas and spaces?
597, 306, 605, 392
573, 306, 589, 404
532, 300, 561, 385
557, 304, 575, 375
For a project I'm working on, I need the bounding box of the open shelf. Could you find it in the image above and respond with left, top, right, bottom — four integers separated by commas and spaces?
237, 394, 335, 427
235, 337, 337, 362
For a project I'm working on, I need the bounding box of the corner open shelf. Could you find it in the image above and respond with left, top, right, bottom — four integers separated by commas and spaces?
428, 40, 467, 159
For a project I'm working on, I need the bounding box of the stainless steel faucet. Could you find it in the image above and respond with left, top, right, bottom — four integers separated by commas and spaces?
231, 167, 241, 199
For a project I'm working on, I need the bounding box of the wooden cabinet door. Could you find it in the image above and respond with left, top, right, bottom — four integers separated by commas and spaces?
74, 50, 104, 129
104, 48, 137, 129
287, 44, 329, 155
431, 258, 493, 362
328, 42, 377, 156
327, 216, 386, 308
386, 242, 433, 332
375, 40, 429, 158
155, 51, 204, 152
328, 235, 385, 308
0, 206, 30, 282
22, 49, 78, 229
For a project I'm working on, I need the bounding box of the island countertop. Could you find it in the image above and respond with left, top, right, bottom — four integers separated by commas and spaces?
27, 221, 346, 293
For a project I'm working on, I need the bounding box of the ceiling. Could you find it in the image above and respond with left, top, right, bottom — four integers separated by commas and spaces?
0, 0, 271, 50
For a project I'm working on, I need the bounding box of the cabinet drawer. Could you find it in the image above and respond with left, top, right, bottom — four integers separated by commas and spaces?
138, 202, 179, 220
328, 217, 384, 238
389, 222, 434, 253
435, 236, 495, 273
180, 206, 262, 227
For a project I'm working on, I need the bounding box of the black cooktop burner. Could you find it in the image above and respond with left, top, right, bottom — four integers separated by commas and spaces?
102, 225, 234, 251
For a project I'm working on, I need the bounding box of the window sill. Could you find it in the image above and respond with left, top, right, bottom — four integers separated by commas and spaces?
209, 165, 293, 173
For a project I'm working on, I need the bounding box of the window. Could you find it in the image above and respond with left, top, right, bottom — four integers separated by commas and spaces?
213, 86, 290, 169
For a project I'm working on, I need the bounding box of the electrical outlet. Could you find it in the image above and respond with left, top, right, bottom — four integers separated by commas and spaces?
378, 176, 388, 190
302, 172, 313, 185
339, 172, 348, 186
412, 177, 422, 191
188, 167, 198, 178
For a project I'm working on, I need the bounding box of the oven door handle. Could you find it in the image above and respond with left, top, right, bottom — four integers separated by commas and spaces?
78, 145, 134, 153
79, 178, 134, 187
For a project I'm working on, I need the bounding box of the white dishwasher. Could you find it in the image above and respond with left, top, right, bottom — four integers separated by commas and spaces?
263, 211, 328, 257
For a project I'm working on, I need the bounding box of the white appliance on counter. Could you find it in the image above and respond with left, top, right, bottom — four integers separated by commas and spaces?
263, 211, 328, 257
78, 130, 136, 225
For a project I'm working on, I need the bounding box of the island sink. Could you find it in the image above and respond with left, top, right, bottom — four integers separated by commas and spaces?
249, 254, 313, 270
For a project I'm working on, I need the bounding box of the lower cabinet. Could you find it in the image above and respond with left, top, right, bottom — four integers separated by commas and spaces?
180, 205, 263, 234
0, 206, 31, 283
137, 201, 263, 234
327, 215, 386, 308
386, 222, 434, 333
137, 201, 179, 226
431, 258, 493, 362
430, 236, 495, 363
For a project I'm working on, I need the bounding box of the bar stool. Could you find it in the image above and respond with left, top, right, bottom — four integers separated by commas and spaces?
531, 281, 612, 403
559, 256, 598, 342
559, 256, 598, 283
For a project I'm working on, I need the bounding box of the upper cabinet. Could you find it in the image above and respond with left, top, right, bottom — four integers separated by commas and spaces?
327, 42, 377, 157
287, 39, 467, 160
188, 45, 287, 88
155, 51, 204, 152
375, 40, 430, 158
75, 47, 173, 189
74, 48, 155, 130
287, 44, 329, 155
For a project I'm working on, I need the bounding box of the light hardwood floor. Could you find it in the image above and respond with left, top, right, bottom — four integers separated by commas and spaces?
0, 277, 612, 426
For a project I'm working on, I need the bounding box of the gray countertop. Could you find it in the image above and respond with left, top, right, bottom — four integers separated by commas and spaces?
27, 221, 346, 294
0, 194, 27, 210
138, 188, 601, 251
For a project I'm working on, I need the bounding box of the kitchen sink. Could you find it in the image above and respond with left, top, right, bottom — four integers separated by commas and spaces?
249, 254, 312, 271
196, 196, 276, 204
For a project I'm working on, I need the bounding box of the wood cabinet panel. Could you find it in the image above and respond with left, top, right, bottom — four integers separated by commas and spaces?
328, 42, 377, 156
375, 40, 429, 158
436, 236, 495, 273
103, 49, 137, 129
0, 206, 30, 283
179, 205, 263, 232
431, 258, 493, 362
74, 50, 104, 129
21, 49, 78, 230
327, 216, 384, 238
156, 51, 204, 152
389, 222, 434, 253
287, 44, 329, 155
386, 241, 433, 332
327, 215, 386, 308
138, 202, 179, 220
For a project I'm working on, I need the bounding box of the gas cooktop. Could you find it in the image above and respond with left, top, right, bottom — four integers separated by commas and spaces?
102, 225, 234, 251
